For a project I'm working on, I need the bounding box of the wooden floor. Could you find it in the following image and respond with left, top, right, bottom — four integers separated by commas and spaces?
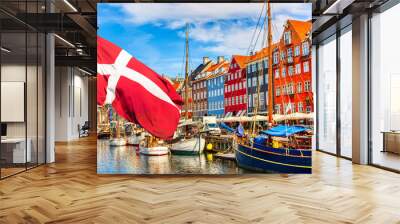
1, 136, 400, 223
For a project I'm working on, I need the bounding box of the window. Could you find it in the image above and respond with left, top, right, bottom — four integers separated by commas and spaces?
280, 51, 285, 60
295, 63, 301, 74
264, 59, 268, 68
298, 102, 304, 112
282, 85, 287, 95
248, 95, 252, 107
227, 85, 230, 92
273, 51, 279, 64
252, 93, 257, 107
288, 66, 294, 76
318, 36, 337, 154
259, 92, 265, 108
305, 81, 311, 92
284, 31, 291, 45
252, 77, 257, 87
235, 83, 238, 91
290, 103, 295, 113
259, 75, 264, 85
236, 96, 239, 105
302, 41, 309, 56
306, 106, 311, 113
287, 83, 294, 95
239, 82, 242, 89
244, 94, 247, 103
248, 78, 251, 87
239, 95, 243, 104
294, 45, 300, 56
276, 86, 281, 96
303, 61, 310, 73
274, 69, 280, 79
287, 47, 293, 57
282, 67, 286, 77
297, 82, 302, 93
275, 104, 281, 114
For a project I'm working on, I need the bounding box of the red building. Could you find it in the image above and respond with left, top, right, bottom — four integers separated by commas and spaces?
273, 20, 313, 115
224, 55, 249, 116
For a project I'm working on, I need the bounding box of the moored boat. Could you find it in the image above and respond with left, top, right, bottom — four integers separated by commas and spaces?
170, 136, 205, 155
139, 146, 169, 156
235, 125, 312, 173
127, 132, 145, 146
109, 138, 127, 146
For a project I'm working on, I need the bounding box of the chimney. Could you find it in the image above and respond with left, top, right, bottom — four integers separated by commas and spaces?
203, 57, 210, 64
217, 56, 225, 63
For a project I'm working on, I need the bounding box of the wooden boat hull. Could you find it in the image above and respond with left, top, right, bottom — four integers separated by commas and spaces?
170, 137, 205, 155
139, 146, 169, 156
235, 143, 312, 174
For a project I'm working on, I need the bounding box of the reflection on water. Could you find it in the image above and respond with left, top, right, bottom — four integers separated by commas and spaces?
97, 140, 245, 174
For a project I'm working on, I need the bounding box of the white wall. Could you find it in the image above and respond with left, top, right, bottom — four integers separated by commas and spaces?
54, 67, 89, 141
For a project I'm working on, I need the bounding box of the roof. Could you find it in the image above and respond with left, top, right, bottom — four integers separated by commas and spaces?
247, 43, 280, 64
206, 60, 228, 73
231, 55, 250, 69
287, 20, 311, 42
207, 62, 229, 79
190, 60, 213, 81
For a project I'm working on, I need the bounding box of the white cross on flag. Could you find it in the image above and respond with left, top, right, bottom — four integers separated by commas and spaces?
97, 36, 183, 139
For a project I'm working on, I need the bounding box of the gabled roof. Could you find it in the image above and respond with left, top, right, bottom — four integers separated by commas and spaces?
206, 60, 228, 73
207, 62, 229, 79
286, 20, 311, 42
231, 55, 250, 69
190, 60, 213, 81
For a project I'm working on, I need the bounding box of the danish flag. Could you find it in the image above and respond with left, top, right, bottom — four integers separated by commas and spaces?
97, 36, 183, 139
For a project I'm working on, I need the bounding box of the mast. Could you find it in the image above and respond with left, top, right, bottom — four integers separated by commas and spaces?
267, 0, 273, 124
184, 23, 189, 120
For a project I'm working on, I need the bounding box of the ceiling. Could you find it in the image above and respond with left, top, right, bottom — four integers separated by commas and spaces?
0, 0, 392, 73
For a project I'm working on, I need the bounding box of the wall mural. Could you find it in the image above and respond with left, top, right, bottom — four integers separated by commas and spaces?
97, 2, 313, 174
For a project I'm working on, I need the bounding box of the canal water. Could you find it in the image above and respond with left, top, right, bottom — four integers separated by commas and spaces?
97, 140, 247, 174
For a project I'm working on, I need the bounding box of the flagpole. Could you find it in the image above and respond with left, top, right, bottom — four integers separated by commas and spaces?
184, 23, 189, 120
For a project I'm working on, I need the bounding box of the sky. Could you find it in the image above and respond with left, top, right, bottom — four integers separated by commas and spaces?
98, 3, 311, 78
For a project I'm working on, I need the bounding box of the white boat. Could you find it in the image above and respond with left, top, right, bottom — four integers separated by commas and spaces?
139, 146, 169, 156
170, 137, 205, 155
109, 138, 127, 146
127, 132, 145, 146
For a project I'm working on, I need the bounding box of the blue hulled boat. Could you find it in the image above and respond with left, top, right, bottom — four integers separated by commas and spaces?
235, 125, 312, 174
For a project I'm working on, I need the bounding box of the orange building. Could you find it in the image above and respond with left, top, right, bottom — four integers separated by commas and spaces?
273, 20, 313, 115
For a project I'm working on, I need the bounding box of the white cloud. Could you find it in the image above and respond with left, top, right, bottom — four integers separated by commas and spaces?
112, 3, 311, 29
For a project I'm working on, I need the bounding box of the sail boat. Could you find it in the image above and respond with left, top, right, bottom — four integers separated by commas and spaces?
109, 105, 127, 146
234, 0, 312, 173
169, 23, 206, 155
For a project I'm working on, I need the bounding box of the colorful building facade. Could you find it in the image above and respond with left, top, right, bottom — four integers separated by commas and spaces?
224, 55, 249, 117
245, 48, 270, 116
191, 57, 213, 119
273, 20, 313, 115
207, 62, 228, 118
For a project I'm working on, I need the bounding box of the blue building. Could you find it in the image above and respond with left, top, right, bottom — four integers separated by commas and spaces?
207, 60, 228, 118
